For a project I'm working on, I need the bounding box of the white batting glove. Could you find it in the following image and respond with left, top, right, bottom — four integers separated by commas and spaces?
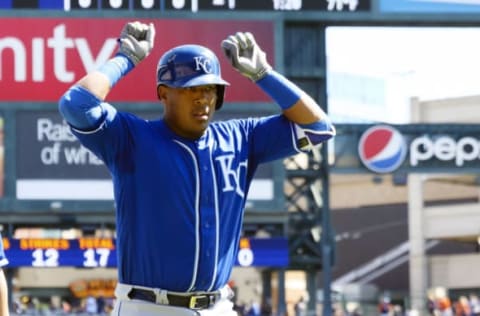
221, 32, 272, 82
118, 21, 155, 65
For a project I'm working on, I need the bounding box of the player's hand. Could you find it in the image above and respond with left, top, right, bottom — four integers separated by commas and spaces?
221, 32, 272, 82
118, 21, 155, 65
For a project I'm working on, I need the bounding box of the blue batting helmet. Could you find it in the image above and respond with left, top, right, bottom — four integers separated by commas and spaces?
156, 44, 230, 109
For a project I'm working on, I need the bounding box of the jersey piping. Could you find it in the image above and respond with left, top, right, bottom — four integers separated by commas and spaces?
173, 140, 201, 291
207, 136, 220, 292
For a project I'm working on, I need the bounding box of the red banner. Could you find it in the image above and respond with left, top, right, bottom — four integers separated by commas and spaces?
0, 18, 274, 102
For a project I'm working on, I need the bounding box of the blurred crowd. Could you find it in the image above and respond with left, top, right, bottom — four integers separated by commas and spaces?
11, 295, 113, 315
427, 292, 480, 316
9, 290, 480, 316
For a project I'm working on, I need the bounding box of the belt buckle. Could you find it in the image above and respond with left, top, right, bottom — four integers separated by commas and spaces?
189, 295, 208, 309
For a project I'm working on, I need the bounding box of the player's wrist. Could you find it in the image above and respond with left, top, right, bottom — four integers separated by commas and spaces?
96, 53, 135, 88
256, 70, 303, 110
249, 64, 272, 82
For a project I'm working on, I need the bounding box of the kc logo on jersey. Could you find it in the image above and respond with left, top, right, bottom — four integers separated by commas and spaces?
358, 125, 407, 173
216, 154, 248, 198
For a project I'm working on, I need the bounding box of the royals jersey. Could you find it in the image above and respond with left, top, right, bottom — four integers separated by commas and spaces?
72, 106, 333, 292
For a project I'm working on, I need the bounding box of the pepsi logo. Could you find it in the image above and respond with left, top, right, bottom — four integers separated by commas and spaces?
358, 125, 407, 173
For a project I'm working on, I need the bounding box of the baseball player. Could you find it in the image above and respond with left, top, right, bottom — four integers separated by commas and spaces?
0, 236, 9, 316
58, 21, 335, 316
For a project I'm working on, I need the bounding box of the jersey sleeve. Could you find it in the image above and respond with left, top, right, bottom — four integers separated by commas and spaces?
294, 118, 336, 151
243, 115, 304, 164
244, 114, 334, 164
70, 107, 136, 170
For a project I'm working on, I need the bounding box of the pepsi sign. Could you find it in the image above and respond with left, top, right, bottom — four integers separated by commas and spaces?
356, 124, 480, 174
358, 125, 407, 173
410, 135, 480, 167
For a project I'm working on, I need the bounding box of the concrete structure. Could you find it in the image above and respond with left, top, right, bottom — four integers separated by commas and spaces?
409, 95, 480, 312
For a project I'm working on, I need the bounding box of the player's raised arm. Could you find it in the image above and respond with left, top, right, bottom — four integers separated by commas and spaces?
58, 21, 155, 130
221, 32, 335, 146
80, 21, 155, 100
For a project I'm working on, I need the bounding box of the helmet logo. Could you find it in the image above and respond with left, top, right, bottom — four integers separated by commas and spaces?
194, 56, 213, 74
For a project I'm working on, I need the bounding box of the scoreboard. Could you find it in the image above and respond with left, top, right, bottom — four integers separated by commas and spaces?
3, 0, 480, 25
0, 0, 370, 12
3, 237, 289, 268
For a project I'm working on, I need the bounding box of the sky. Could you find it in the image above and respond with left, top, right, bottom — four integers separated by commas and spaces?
325, 27, 480, 123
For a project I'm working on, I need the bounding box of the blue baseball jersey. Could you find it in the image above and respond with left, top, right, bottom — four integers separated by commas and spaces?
71, 106, 332, 292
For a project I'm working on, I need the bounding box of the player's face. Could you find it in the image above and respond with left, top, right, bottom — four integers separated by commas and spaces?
159, 84, 218, 140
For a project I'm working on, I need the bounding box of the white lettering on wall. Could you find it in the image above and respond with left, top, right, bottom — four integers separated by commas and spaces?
0, 37, 26, 81
36, 118, 103, 166
0, 24, 117, 83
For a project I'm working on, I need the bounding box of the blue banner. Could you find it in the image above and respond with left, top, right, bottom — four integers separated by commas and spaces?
3, 237, 289, 268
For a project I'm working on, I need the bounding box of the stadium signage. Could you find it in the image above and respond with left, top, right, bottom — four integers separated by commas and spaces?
0, 24, 116, 83
358, 125, 480, 173
164, 0, 370, 12
3, 237, 288, 268
410, 135, 480, 167
0, 0, 371, 12
0, 18, 273, 102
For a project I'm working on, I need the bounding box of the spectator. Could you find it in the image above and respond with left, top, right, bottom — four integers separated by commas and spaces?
351, 307, 362, 316
392, 305, 404, 316
294, 296, 307, 316
428, 294, 436, 316
379, 297, 392, 316
454, 296, 471, 316
234, 300, 247, 316
84, 295, 98, 315
260, 297, 273, 316
437, 295, 453, 316
97, 295, 106, 315
247, 301, 261, 316
470, 293, 480, 316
